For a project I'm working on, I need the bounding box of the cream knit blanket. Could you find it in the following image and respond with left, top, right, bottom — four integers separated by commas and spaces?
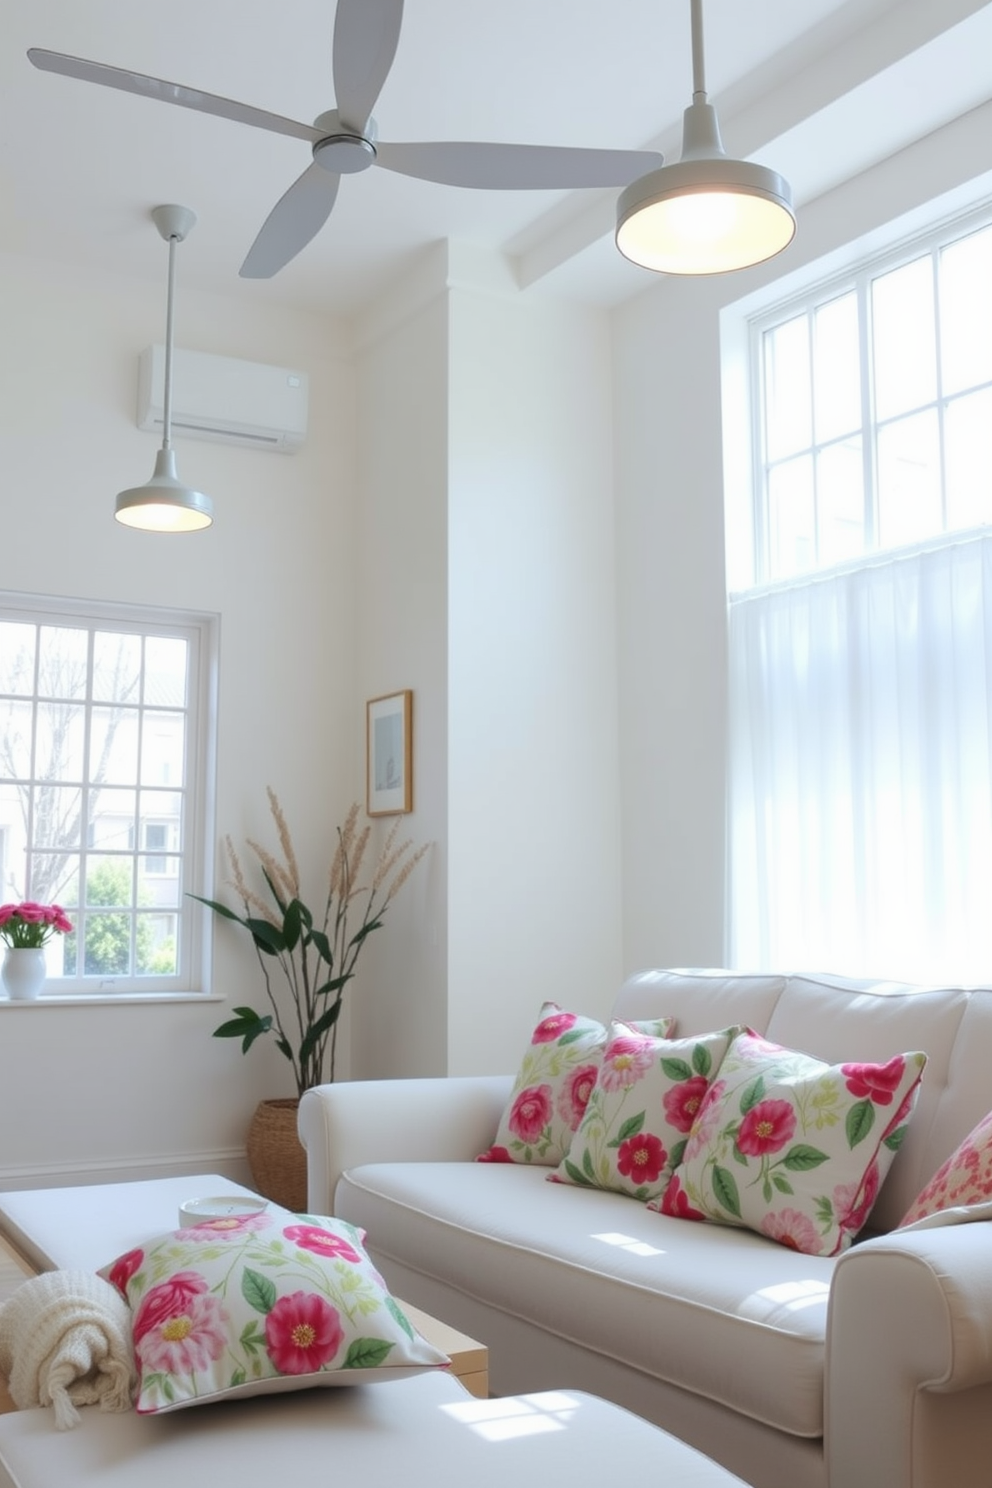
0, 1269, 136, 1428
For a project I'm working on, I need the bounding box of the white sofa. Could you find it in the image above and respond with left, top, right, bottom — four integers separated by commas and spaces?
299, 968, 992, 1488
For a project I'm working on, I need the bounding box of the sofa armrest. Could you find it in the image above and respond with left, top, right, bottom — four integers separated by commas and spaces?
298, 1074, 513, 1215
826, 1221, 992, 1488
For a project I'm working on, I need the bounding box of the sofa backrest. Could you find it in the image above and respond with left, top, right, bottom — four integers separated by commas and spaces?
612, 968, 992, 1233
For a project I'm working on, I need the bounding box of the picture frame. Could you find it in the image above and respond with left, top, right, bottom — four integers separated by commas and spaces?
366, 689, 413, 816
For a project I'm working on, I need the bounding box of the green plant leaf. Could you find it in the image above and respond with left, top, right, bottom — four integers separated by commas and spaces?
846, 1099, 876, 1148
563, 1159, 591, 1186
299, 1002, 344, 1064
310, 929, 334, 965
282, 899, 303, 953
772, 1174, 794, 1194
582, 1146, 596, 1181
313, 973, 352, 999
783, 1144, 829, 1171
212, 1008, 273, 1054
884, 1123, 908, 1152
245, 916, 287, 955
712, 1164, 741, 1217
343, 1338, 394, 1369
188, 893, 247, 926
241, 1266, 277, 1314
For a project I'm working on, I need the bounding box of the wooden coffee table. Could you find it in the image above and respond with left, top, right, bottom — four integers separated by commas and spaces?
0, 1179, 487, 1410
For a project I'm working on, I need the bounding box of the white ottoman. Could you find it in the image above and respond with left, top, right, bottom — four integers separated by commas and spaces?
0, 1370, 750, 1488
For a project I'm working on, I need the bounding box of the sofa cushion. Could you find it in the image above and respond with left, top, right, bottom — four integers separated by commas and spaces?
477, 1002, 673, 1167
548, 1024, 739, 1203
336, 1159, 833, 1440
99, 1210, 449, 1414
664, 1030, 926, 1256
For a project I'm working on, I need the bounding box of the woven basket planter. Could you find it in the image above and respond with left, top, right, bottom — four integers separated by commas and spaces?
245, 1098, 307, 1212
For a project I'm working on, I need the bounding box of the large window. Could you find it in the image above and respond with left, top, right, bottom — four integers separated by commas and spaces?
728, 204, 992, 983
0, 594, 217, 995
754, 214, 992, 584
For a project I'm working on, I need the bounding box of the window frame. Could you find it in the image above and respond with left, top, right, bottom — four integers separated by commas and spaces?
0, 590, 218, 999
746, 198, 992, 591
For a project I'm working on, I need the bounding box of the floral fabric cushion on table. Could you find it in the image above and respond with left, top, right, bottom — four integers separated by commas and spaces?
657, 1029, 927, 1256
99, 1210, 450, 1414
898, 1109, 992, 1226
548, 1024, 740, 1203
476, 1001, 675, 1167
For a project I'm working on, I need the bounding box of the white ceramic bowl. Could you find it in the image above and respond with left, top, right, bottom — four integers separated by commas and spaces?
178, 1195, 269, 1227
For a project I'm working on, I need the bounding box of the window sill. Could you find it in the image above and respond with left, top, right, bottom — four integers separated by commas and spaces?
0, 992, 226, 1008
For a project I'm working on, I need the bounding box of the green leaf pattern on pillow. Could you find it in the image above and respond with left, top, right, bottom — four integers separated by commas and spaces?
99, 1211, 449, 1414
667, 1030, 927, 1256
549, 1025, 740, 1202
478, 1002, 674, 1167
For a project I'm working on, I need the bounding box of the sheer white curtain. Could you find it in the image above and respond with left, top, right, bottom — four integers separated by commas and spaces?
728, 531, 992, 982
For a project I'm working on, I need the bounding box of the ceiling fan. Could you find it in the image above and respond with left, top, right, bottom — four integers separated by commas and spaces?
28, 0, 665, 280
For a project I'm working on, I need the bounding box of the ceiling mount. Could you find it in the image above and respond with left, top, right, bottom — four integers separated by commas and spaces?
115, 204, 213, 533
28, 0, 667, 281
615, 0, 795, 275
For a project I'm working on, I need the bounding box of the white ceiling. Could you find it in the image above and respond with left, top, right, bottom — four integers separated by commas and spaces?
3, 0, 991, 317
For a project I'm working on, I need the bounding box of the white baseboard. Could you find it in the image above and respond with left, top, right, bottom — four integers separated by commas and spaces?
0, 1148, 253, 1192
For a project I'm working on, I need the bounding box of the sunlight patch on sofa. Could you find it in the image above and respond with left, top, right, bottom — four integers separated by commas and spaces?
590, 1231, 666, 1257
440, 1392, 581, 1441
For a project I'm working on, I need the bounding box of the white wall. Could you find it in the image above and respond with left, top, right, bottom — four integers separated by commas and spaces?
349, 251, 450, 1080
612, 102, 992, 979
0, 250, 359, 1188
446, 247, 624, 1070
347, 244, 625, 1078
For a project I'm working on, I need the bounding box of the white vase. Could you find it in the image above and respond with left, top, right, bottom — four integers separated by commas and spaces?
2, 947, 47, 1002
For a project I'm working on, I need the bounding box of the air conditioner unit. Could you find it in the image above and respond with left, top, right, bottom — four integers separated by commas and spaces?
137, 345, 309, 453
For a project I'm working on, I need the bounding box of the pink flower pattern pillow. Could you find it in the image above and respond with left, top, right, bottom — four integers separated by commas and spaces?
477, 1001, 674, 1167
658, 1030, 927, 1256
99, 1211, 449, 1413
548, 1023, 740, 1202
899, 1110, 992, 1226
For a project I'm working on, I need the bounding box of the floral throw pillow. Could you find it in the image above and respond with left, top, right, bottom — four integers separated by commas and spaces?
98, 1210, 450, 1414
899, 1110, 992, 1226
477, 1001, 675, 1167
548, 1024, 739, 1203
658, 1030, 927, 1256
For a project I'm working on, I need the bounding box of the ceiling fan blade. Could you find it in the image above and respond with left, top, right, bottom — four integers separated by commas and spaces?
375, 140, 665, 190
332, 0, 404, 131
239, 162, 341, 279
27, 48, 321, 145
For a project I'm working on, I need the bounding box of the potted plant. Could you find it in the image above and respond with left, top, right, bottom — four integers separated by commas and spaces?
193, 789, 429, 1207
0, 902, 74, 1001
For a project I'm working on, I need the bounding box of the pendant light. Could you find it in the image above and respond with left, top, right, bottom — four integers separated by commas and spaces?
115, 204, 213, 532
616, 0, 795, 275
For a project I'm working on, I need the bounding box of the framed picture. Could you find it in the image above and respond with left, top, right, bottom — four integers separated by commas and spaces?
366, 689, 413, 816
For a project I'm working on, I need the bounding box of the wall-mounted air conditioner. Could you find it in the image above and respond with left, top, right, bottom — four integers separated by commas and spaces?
137, 345, 309, 453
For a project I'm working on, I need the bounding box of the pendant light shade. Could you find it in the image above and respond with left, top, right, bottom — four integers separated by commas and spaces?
616, 0, 795, 275
115, 205, 213, 532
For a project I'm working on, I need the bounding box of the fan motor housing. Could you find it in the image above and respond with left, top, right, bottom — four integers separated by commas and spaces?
312, 110, 377, 173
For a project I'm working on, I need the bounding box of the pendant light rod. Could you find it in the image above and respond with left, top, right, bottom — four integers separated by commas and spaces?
162, 230, 177, 449
691, 0, 706, 99
115, 204, 213, 533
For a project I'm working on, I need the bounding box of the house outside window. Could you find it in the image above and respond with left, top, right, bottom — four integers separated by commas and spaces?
0, 593, 217, 995
728, 204, 992, 983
